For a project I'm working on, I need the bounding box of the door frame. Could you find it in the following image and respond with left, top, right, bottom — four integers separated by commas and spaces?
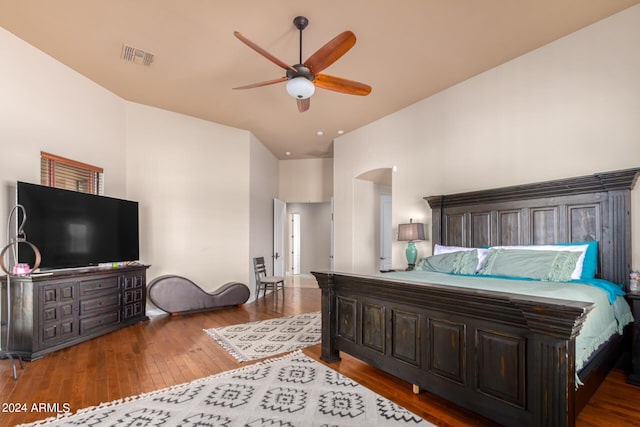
273, 198, 286, 276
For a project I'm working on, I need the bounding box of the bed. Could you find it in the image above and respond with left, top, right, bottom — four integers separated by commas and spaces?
312, 167, 639, 427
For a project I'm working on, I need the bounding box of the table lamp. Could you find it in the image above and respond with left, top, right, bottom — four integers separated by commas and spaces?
397, 219, 425, 270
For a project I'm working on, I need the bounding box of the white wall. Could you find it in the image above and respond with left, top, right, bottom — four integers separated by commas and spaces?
334, 5, 640, 273
249, 133, 280, 298
125, 102, 253, 292
0, 27, 127, 246
1, 26, 278, 302
279, 158, 333, 202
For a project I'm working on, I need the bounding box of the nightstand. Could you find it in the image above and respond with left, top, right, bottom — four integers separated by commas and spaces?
627, 290, 640, 385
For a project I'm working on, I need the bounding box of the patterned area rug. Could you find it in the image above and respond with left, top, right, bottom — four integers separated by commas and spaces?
21, 351, 432, 426
204, 312, 321, 361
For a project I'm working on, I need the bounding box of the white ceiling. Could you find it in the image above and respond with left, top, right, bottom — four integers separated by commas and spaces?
1, 0, 638, 159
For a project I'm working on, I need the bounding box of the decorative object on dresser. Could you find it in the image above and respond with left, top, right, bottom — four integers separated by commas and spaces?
397, 219, 425, 270
0, 264, 149, 361
313, 167, 640, 427
1, 204, 42, 380
148, 275, 249, 315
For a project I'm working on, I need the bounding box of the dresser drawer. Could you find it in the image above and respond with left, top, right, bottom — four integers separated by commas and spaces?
80, 294, 120, 315
80, 277, 119, 296
80, 311, 120, 334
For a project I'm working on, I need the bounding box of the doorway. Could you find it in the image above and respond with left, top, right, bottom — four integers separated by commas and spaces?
285, 202, 332, 277
379, 193, 392, 271
353, 168, 393, 274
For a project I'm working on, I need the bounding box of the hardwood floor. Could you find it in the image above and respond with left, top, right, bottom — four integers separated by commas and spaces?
1, 280, 639, 426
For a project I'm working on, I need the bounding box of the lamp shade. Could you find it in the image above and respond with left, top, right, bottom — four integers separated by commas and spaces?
398, 220, 425, 242
286, 77, 315, 99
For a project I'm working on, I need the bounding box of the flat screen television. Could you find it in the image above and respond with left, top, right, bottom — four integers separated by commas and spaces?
17, 181, 139, 270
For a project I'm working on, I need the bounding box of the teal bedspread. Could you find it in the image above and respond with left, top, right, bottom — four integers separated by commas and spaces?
379, 271, 633, 378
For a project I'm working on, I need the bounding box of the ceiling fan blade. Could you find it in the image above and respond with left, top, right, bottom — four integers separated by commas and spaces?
297, 98, 310, 112
234, 31, 297, 72
232, 76, 288, 90
304, 31, 356, 74
313, 73, 372, 96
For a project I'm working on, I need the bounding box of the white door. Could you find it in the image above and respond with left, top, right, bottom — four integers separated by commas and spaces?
273, 198, 286, 276
379, 194, 392, 271
330, 197, 334, 271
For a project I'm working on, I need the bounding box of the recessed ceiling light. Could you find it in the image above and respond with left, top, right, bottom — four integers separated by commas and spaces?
316, 130, 324, 136
337, 130, 345, 135
285, 151, 291, 156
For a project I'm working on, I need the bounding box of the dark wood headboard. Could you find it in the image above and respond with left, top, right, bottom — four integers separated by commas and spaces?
425, 168, 640, 285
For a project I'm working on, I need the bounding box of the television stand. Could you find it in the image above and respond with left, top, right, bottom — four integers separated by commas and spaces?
0, 264, 149, 361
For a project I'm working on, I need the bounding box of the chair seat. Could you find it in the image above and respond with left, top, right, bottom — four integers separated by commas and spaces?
260, 276, 285, 284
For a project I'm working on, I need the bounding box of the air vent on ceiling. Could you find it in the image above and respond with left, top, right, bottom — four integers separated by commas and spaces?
120, 44, 154, 66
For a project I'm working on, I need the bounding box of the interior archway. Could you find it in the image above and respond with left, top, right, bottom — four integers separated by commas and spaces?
353, 168, 392, 274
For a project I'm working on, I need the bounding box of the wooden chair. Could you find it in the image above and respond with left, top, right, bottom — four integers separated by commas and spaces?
253, 257, 285, 298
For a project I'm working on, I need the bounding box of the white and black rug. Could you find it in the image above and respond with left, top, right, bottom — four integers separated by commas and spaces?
22, 351, 432, 426
204, 312, 321, 362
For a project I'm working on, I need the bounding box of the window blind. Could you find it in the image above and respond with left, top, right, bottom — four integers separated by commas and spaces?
40, 152, 104, 195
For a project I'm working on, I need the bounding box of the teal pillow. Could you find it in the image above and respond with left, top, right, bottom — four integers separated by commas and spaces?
479, 248, 582, 282
556, 241, 598, 279
416, 249, 479, 275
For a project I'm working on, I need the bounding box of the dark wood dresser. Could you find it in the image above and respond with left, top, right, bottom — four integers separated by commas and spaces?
628, 290, 640, 385
1, 264, 148, 360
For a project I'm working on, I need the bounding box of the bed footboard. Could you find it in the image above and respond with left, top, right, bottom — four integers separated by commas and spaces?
313, 271, 593, 427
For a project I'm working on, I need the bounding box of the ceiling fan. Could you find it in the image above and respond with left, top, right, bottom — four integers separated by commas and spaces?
233, 16, 372, 112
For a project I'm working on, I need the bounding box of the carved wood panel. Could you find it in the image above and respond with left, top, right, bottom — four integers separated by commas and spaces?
445, 213, 465, 246
471, 212, 491, 248
568, 204, 599, 242
391, 309, 420, 365
608, 191, 630, 284
337, 296, 357, 343
428, 318, 465, 384
530, 207, 559, 244
363, 302, 385, 353
497, 210, 522, 246
476, 329, 526, 408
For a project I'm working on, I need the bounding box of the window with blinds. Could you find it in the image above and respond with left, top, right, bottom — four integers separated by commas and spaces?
40, 152, 104, 195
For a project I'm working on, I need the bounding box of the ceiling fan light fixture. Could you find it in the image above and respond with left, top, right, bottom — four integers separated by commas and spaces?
286, 77, 315, 99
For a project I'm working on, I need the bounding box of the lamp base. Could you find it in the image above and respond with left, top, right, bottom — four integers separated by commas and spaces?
405, 241, 418, 271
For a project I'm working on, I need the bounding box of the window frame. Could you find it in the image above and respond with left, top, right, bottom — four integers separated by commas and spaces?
40, 151, 104, 195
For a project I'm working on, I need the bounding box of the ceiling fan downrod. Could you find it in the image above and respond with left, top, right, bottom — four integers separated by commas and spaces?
293, 16, 308, 65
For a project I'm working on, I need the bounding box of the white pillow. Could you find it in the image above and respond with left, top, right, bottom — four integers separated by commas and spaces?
433, 244, 489, 272
490, 244, 589, 280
